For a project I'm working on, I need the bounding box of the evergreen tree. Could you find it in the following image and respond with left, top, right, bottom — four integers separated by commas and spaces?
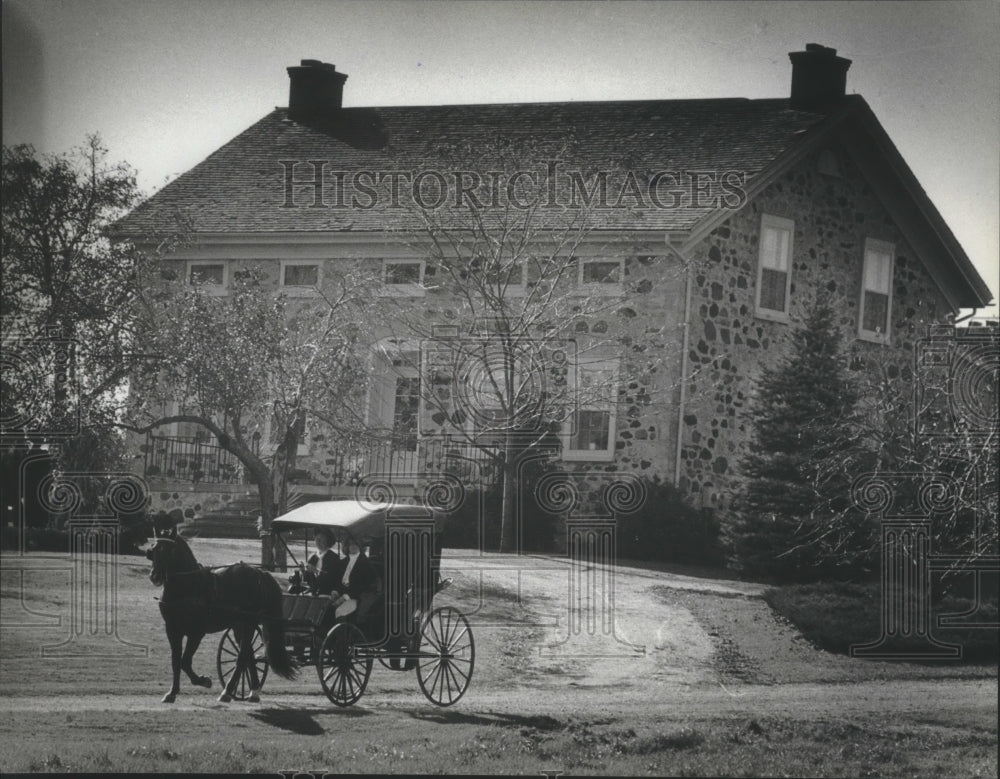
728, 305, 866, 581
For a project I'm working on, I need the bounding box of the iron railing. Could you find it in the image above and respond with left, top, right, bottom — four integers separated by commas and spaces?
143, 434, 499, 489
143, 435, 250, 485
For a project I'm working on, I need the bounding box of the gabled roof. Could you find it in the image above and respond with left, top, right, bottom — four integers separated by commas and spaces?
114, 98, 827, 235
114, 95, 992, 308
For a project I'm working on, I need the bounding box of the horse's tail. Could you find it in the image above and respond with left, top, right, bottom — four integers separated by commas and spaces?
259, 572, 297, 681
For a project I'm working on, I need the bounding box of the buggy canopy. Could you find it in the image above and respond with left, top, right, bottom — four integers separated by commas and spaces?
271, 500, 442, 542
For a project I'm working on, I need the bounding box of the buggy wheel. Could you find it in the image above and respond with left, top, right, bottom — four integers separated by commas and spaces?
317, 623, 372, 707
417, 606, 474, 706
217, 627, 269, 700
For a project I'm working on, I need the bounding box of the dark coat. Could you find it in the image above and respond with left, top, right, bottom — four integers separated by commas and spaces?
332, 553, 378, 599
311, 549, 344, 595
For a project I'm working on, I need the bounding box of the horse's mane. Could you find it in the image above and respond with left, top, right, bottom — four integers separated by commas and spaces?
156, 534, 199, 572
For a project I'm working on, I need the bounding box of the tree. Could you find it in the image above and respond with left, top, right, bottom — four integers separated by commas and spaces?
851, 321, 998, 592
2, 137, 166, 533
728, 305, 869, 581
377, 138, 678, 552
128, 263, 375, 568
2, 136, 154, 431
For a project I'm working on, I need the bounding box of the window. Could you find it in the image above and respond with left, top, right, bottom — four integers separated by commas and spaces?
563, 357, 618, 461
187, 261, 228, 294
578, 259, 624, 293
485, 261, 526, 296
755, 215, 793, 319
280, 261, 320, 294
380, 260, 425, 296
391, 376, 420, 452
859, 239, 894, 342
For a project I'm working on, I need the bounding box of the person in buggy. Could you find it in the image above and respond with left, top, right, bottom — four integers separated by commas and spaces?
288, 528, 378, 622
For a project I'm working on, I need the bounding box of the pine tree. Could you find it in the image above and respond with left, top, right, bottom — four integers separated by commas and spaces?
729, 305, 863, 581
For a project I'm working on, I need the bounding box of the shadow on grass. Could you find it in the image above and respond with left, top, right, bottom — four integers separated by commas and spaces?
250, 704, 371, 734
403, 708, 562, 730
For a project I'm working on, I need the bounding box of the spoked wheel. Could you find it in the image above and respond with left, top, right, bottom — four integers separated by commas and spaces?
217, 626, 269, 700
317, 623, 372, 707
416, 606, 475, 706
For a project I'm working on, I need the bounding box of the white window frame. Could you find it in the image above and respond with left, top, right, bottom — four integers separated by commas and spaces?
279, 260, 322, 296
562, 356, 618, 462
754, 214, 794, 321
186, 261, 229, 295
378, 259, 426, 297
858, 238, 895, 344
577, 258, 625, 295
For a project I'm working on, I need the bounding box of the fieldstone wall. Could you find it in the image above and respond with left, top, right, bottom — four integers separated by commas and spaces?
677, 144, 952, 512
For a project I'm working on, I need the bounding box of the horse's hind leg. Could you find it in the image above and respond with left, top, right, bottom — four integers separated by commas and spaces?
220, 625, 256, 702
181, 633, 212, 689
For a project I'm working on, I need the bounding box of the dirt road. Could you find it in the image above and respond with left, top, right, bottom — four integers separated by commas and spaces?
1, 543, 996, 774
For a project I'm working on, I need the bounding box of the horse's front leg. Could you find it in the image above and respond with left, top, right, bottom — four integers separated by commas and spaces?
180, 632, 212, 689
162, 628, 183, 703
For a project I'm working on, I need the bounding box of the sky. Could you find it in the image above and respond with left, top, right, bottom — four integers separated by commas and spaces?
3, 0, 998, 316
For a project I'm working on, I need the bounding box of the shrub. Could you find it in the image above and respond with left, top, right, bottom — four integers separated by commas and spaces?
764, 579, 999, 662
616, 476, 723, 567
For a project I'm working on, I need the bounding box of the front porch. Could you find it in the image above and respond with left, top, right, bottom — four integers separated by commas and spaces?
140, 433, 498, 537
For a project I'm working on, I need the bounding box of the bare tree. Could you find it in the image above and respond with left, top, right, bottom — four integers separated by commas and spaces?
374, 139, 684, 551
127, 263, 376, 568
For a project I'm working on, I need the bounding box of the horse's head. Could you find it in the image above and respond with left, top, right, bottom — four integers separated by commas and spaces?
146, 535, 197, 587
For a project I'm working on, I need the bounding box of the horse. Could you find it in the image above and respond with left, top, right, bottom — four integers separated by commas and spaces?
145, 533, 297, 703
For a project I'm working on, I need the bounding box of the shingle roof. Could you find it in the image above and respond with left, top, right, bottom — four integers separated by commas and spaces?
114, 98, 830, 236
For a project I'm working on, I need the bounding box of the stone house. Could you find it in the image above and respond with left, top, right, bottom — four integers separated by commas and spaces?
114, 44, 992, 535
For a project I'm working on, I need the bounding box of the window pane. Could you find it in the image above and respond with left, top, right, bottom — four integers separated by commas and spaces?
385, 262, 421, 284
190, 264, 224, 285
392, 376, 420, 451
863, 291, 889, 333
759, 267, 787, 312
582, 261, 621, 284
569, 410, 610, 451
761, 227, 790, 271
283, 264, 319, 286
864, 250, 891, 293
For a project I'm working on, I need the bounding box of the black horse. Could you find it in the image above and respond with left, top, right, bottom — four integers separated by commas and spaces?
146, 534, 296, 703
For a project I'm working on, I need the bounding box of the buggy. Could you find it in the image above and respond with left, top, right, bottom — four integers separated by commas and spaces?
214, 501, 475, 707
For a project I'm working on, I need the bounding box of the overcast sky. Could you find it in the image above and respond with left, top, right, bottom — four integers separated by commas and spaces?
3, 0, 997, 315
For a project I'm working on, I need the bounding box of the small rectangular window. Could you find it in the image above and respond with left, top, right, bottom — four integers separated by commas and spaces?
582, 261, 621, 284
755, 215, 793, 319
282, 262, 319, 287
187, 262, 228, 294
380, 260, 425, 295
578, 258, 624, 295
859, 239, 894, 342
385, 261, 422, 285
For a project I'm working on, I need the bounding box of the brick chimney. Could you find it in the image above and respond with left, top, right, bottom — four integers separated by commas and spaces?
287, 59, 348, 122
788, 44, 852, 111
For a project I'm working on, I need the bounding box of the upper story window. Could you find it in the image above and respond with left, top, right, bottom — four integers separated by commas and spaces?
579, 259, 624, 294
280, 260, 320, 295
858, 239, 894, 343
380, 259, 425, 296
484, 261, 526, 297
755, 214, 793, 321
187, 261, 228, 295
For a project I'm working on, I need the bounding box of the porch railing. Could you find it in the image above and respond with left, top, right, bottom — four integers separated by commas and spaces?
142, 434, 499, 489
143, 434, 251, 485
